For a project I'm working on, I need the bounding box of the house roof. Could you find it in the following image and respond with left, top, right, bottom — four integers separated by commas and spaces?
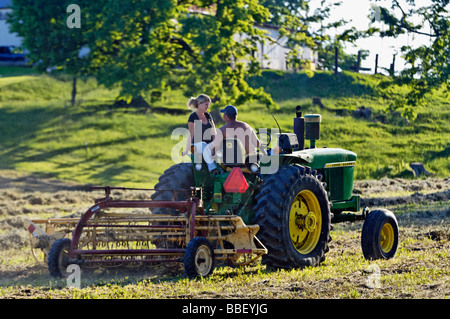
0, 0, 12, 9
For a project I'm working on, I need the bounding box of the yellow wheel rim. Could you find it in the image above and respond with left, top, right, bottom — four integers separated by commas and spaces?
289, 190, 322, 254
380, 223, 395, 253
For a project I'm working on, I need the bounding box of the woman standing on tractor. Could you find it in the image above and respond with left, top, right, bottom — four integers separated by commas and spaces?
182, 94, 217, 172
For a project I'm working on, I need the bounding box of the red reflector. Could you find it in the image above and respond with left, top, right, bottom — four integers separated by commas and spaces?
223, 167, 249, 193
28, 224, 36, 234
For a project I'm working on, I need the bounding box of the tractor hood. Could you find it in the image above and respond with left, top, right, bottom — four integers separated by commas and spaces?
291, 148, 357, 169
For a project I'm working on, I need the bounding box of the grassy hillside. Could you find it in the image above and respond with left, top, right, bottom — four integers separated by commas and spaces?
0, 67, 448, 187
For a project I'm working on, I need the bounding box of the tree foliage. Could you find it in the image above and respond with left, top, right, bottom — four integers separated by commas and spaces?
82, 0, 183, 105
260, 0, 337, 72
369, 0, 450, 120
7, 0, 87, 76
8, 0, 342, 108
318, 43, 369, 72
176, 0, 273, 107
12, 0, 445, 119
8, 0, 278, 108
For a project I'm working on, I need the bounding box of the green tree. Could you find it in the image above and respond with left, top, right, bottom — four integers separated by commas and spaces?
8, 0, 277, 108
81, 0, 183, 106
369, 0, 450, 120
176, 0, 274, 107
318, 42, 369, 72
8, 0, 88, 106
260, 0, 335, 73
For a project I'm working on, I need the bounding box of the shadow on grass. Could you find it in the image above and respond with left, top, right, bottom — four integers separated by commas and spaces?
0, 101, 187, 184
0, 261, 276, 293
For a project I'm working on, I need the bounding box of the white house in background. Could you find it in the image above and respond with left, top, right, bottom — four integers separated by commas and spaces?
255, 23, 318, 71
190, 5, 319, 71
0, 0, 22, 47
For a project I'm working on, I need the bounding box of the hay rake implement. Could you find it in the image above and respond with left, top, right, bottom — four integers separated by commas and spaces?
25, 186, 267, 278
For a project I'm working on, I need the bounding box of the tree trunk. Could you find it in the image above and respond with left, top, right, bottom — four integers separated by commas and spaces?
71, 77, 77, 107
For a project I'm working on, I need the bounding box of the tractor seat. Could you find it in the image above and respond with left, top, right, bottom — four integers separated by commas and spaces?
217, 138, 262, 173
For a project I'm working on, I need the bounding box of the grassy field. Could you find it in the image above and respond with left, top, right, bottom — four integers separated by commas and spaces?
0, 66, 449, 188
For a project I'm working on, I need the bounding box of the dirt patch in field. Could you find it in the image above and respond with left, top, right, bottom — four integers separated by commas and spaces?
354, 177, 450, 207
354, 177, 449, 195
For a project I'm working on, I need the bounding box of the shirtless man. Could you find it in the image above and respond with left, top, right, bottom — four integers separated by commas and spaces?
205, 105, 260, 166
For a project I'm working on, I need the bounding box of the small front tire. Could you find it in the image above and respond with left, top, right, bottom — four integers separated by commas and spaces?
361, 209, 399, 260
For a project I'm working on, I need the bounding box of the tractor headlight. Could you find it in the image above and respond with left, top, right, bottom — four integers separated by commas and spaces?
250, 163, 259, 173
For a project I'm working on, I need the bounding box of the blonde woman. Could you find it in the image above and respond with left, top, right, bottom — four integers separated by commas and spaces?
182, 94, 217, 172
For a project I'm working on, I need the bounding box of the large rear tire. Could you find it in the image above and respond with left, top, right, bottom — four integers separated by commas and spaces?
252, 165, 331, 269
151, 163, 195, 211
151, 163, 194, 248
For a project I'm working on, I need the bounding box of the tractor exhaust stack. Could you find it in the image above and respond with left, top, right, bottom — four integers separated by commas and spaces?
293, 105, 305, 151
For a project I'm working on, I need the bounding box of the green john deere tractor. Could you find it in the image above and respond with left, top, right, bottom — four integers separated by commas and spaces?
152, 107, 399, 269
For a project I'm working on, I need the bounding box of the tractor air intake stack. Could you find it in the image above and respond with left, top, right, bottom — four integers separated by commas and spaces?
293, 105, 305, 151
304, 114, 321, 148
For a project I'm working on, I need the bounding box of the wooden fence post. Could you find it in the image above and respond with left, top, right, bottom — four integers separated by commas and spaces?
389, 54, 396, 76
374, 54, 378, 75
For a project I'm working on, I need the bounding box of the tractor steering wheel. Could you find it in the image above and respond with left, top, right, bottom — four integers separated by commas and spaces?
257, 130, 272, 155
